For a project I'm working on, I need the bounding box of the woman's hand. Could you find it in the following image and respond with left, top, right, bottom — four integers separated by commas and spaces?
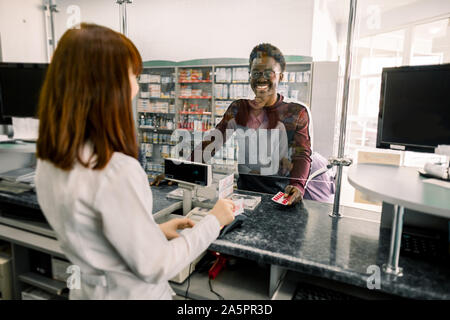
284, 185, 303, 205
209, 199, 235, 227
159, 218, 195, 240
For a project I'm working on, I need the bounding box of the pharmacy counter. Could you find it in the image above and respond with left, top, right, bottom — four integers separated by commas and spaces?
0, 185, 449, 299
0, 183, 181, 236
208, 191, 450, 299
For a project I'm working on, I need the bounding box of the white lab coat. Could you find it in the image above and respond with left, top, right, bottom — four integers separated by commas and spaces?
35, 146, 220, 300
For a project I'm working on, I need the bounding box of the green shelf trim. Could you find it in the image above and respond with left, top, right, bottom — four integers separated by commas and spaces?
284, 55, 313, 63
142, 60, 177, 67
176, 58, 249, 66
142, 56, 312, 68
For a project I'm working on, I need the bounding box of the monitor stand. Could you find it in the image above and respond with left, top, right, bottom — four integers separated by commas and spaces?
178, 182, 197, 215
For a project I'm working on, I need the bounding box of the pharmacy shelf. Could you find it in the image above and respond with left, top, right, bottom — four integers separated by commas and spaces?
147, 143, 176, 146
140, 82, 171, 84
179, 96, 212, 99
139, 112, 176, 115
179, 80, 212, 83
176, 128, 211, 132
179, 111, 212, 115
19, 272, 68, 297
138, 57, 313, 177
142, 97, 174, 99
215, 81, 249, 84
138, 126, 174, 132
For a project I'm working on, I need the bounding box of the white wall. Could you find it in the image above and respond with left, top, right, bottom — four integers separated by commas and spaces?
311, 61, 339, 158
53, 0, 315, 61
311, 0, 339, 61
0, 0, 48, 62
53, 0, 118, 43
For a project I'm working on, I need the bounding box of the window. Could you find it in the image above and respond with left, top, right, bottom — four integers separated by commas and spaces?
411, 18, 450, 66
346, 29, 406, 155
339, 16, 450, 212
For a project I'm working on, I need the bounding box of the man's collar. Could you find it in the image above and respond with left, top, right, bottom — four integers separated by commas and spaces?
264, 93, 284, 109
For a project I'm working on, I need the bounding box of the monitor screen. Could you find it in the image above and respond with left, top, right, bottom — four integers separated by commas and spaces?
376, 64, 450, 153
164, 158, 209, 186
0, 63, 48, 119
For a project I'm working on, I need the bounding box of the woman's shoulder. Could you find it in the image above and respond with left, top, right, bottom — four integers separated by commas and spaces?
107, 152, 144, 176
92, 152, 148, 199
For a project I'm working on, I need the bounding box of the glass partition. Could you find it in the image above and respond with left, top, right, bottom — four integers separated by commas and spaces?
339, 0, 450, 212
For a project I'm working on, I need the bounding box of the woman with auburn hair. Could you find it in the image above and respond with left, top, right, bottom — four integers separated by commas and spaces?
35, 23, 234, 300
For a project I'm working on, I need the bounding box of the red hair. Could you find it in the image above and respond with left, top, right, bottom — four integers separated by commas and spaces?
37, 23, 142, 170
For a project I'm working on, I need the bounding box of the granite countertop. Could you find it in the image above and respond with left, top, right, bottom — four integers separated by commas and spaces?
0, 190, 41, 210
146, 183, 180, 214
208, 191, 450, 300
0, 183, 180, 216
1, 185, 449, 299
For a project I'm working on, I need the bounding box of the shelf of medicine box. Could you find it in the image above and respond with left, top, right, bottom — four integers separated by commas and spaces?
138, 111, 176, 115
280, 81, 309, 85
176, 128, 212, 132
146, 172, 165, 179
214, 97, 234, 100
179, 111, 212, 115
137, 96, 174, 100
138, 126, 175, 132
178, 96, 212, 99
144, 96, 175, 99
19, 272, 69, 297
141, 142, 177, 146
178, 80, 212, 83
146, 171, 165, 177
215, 81, 249, 84
139, 82, 167, 84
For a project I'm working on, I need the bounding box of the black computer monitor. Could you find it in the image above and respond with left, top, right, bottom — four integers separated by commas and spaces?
0, 63, 48, 120
376, 63, 450, 153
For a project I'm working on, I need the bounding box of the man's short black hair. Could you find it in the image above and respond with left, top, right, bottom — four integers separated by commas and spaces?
249, 43, 286, 72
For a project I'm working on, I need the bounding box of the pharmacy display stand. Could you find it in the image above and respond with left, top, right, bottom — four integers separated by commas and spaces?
136, 57, 313, 178
347, 163, 450, 276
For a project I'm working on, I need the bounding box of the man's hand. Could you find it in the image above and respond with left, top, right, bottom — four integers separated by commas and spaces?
284, 185, 303, 206
159, 218, 195, 240
150, 173, 174, 186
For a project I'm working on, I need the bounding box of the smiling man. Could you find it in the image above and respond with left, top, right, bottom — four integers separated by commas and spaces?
152, 43, 312, 206
213, 43, 313, 205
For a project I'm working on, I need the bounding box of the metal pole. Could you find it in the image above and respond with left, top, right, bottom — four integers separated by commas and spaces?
43, 1, 58, 61
383, 205, 404, 276
49, 0, 58, 53
330, 0, 358, 218
43, 3, 52, 62
117, 0, 132, 36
